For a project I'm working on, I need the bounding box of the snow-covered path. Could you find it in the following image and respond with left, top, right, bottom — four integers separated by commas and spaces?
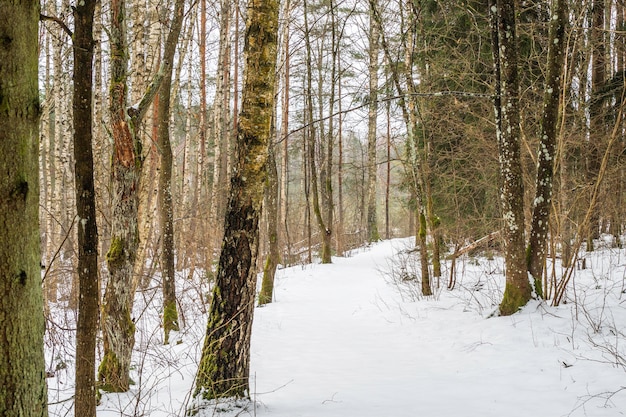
249, 239, 626, 417
69, 238, 626, 417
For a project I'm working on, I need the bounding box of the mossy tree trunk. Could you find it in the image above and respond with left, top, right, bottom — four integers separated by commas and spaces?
100, 0, 183, 391
100, 0, 141, 392
259, 139, 280, 306
193, 0, 279, 401
157, 0, 186, 345
72, 0, 100, 414
490, 0, 532, 315
0, 0, 48, 414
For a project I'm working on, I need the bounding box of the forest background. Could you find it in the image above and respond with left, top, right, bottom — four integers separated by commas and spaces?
1, 0, 626, 415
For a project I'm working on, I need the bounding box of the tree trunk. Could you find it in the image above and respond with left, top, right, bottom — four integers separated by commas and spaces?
193, 0, 279, 402
304, 0, 331, 263
587, 0, 606, 250
157, 0, 186, 345
279, 0, 292, 263
490, 0, 531, 315
99, 0, 141, 392
366, 10, 380, 243
208, 0, 232, 270
526, 0, 566, 297
72, 0, 100, 414
100, 0, 182, 391
0, 0, 48, 414
259, 139, 279, 306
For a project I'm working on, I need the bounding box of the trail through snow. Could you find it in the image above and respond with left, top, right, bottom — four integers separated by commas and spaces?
47, 238, 626, 417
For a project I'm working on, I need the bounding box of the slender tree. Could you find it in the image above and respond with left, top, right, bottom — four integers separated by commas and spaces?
157, 0, 186, 345
366, 3, 380, 243
208, 0, 233, 270
526, 0, 566, 297
72, 0, 100, 413
259, 135, 279, 306
193, 0, 280, 401
0, 0, 49, 414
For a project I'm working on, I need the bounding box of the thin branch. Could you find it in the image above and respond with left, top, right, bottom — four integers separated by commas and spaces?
40, 13, 73, 38
282, 91, 492, 143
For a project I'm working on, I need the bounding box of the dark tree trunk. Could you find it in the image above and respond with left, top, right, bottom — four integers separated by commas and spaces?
490, 0, 532, 315
587, 0, 606, 250
193, 0, 279, 402
157, 0, 186, 345
72, 0, 100, 414
0, 0, 48, 414
526, 0, 566, 297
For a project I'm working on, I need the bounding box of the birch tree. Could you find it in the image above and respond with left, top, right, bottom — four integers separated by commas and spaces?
366, 4, 380, 243
193, 0, 279, 401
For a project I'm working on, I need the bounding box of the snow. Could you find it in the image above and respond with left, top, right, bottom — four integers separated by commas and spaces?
47, 238, 626, 417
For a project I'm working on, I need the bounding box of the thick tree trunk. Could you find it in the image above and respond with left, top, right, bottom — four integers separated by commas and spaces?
72, 0, 100, 414
0, 0, 48, 414
100, 0, 181, 391
99, 0, 141, 392
490, 0, 531, 315
526, 0, 566, 297
193, 0, 279, 402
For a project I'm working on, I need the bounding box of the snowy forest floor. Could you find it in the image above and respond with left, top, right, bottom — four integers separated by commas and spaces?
46, 237, 626, 416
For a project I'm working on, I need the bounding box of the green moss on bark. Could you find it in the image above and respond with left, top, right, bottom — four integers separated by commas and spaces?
499, 281, 532, 315
98, 351, 125, 392
163, 300, 179, 345
106, 236, 124, 267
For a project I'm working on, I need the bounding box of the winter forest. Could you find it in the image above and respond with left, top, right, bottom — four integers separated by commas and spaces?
2, 0, 626, 415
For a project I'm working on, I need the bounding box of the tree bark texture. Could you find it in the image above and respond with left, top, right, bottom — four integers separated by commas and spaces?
72, 0, 100, 414
157, 0, 186, 344
100, 0, 178, 390
193, 0, 279, 401
490, 0, 532, 315
259, 141, 279, 306
526, 0, 566, 297
0, 0, 48, 414
366, 11, 380, 243
100, 0, 140, 392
